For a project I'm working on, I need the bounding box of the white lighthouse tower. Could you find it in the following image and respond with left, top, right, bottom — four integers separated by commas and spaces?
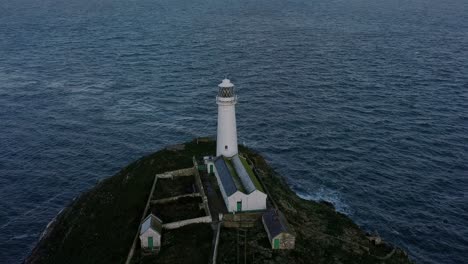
216, 78, 238, 157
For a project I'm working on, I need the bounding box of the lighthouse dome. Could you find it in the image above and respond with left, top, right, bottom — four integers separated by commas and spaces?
218, 79, 235, 98
219, 78, 234, 88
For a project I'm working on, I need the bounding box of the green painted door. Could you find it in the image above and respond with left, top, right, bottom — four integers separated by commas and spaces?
210, 164, 214, 173
274, 238, 280, 249
237, 201, 242, 211
148, 237, 154, 250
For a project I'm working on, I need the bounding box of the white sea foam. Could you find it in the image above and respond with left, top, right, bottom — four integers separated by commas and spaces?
297, 187, 352, 215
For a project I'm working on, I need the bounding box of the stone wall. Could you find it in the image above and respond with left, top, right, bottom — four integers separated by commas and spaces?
222, 212, 262, 228
277, 232, 295, 249
162, 216, 212, 230
156, 167, 195, 179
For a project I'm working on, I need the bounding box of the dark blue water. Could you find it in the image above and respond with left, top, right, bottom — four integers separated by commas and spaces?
1, 0, 467, 263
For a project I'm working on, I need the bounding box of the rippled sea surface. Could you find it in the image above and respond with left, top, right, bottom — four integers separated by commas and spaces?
1, 0, 467, 263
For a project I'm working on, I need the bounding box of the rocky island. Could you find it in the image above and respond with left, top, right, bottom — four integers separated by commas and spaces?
26, 79, 413, 263
25, 139, 413, 264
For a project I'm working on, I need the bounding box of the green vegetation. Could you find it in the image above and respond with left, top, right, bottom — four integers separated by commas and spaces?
26, 139, 413, 264
239, 154, 264, 192
26, 140, 216, 264
218, 222, 273, 263
151, 197, 205, 222
153, 177, 196, 199
224, 157, 246, 192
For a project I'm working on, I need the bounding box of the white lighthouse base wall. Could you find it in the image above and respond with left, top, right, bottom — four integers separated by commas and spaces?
216, 103, 238, 157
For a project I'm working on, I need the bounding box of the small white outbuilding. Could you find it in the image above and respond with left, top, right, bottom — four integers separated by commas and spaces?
139, 213, 163, 252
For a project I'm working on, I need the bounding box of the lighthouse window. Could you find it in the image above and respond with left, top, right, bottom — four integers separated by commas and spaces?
225, 145, 228, 150
218, 87, 234, 97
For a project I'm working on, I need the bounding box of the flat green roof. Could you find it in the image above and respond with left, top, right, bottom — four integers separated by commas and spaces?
239, 155, 264, 192
223, 157, 246, 193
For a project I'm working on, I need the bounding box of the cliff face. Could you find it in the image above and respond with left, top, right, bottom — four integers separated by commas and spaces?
25, 140, 413, 264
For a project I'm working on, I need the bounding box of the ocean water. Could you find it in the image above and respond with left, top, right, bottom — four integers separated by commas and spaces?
0, 0, 467, 263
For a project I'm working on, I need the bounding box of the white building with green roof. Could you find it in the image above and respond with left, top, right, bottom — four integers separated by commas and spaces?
209, 155, 267, 212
